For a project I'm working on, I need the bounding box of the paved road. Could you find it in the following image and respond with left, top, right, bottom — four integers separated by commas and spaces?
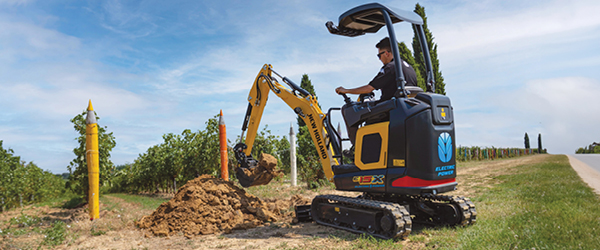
568, 154, 600, 195
570, 154, 600, 173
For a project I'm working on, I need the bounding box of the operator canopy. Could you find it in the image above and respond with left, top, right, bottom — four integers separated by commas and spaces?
327, 3, 424, 37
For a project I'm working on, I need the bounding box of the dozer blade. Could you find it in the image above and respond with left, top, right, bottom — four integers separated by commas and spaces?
234, 143, 281, 187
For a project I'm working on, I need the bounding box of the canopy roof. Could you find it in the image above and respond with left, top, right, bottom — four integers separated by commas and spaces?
338, 3, 423, 34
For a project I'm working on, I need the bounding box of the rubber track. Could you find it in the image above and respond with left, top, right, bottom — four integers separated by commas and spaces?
419, 194, 477, 226
312, 194, 412, 239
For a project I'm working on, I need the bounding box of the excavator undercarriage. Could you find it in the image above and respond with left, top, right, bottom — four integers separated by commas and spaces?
311, 194, 413, 239
295, 193, 476, 239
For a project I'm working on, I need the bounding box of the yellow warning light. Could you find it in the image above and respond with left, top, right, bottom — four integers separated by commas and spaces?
441, 108, 446, 119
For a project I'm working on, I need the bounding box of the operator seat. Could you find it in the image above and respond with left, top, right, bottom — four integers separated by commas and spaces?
341, 96, 395, 129
405, 86, 423, 97
342, 86, 424, 129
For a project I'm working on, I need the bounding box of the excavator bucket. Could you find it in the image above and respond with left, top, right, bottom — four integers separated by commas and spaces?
234, 145, 281, 187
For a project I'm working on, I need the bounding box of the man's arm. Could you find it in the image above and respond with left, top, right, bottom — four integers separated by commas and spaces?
335, 84, 375, 95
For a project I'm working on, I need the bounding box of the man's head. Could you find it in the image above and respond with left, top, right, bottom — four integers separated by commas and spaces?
376, 37, 393, 65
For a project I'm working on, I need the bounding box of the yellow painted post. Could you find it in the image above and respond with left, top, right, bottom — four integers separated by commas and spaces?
219, 110, 228, 181
86, 100, 100, 220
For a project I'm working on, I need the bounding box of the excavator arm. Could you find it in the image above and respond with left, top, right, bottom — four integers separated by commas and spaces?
234, 64, 338, 187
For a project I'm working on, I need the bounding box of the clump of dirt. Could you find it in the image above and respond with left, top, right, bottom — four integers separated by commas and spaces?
236, 153, 283, 187
136, 174, 309, 237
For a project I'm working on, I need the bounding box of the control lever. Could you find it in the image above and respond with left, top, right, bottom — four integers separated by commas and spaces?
340, 93, 352, 104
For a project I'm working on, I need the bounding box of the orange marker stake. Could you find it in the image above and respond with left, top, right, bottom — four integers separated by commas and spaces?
219, 110, 228, 181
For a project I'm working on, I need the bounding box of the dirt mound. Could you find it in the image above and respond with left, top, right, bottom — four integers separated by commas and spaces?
236, 153, 283, 187
136, 175, 309, 237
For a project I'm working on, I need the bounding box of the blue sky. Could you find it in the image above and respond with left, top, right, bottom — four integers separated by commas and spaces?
1, 0, 599, 174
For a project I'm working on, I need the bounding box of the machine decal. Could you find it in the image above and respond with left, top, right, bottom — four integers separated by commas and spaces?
307, 113, 328, 160
438, 132, 452, 163
441, 108, 446, 119
393, 159, 405, 167
435, 165, 455, 176
353, 175, 385, 188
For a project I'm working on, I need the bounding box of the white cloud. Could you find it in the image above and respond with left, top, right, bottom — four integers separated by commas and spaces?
435, 0, 600, 63
0, 20, 81, 60
2, 82, 148, 117
458, 76, 600, 153
512, 76, 600, 128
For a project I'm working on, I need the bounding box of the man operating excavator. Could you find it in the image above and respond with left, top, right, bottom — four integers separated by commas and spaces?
234, 4, 476, 238
335, 37, 418, 154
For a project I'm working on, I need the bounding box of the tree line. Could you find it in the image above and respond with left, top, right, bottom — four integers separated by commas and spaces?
457, 146, 545, 162
107, 116, 291, 193
576, 142, 600, 154
0, 141, 65, 212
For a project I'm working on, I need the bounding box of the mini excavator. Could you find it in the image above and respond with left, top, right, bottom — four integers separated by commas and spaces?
233, 3, 476, 239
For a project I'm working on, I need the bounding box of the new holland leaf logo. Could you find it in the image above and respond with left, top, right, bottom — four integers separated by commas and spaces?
438, 132, 452, 163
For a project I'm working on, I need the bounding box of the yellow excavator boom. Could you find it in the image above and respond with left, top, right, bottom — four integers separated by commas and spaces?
237, 64, 337, 183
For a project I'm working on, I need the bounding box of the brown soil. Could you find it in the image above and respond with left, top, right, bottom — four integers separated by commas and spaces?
236, 153, 283, 187
136, 174, 310, 237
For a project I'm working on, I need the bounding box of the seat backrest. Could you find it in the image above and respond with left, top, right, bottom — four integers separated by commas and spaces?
342, 99, 397, 127
405, 86, 424, 98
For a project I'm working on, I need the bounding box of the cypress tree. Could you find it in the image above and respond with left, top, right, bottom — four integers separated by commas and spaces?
524, 133, 530, 149
538, 133, 543, 153
398, 42, 426, 91
297, 74, 318, 127
412, 3, 446, 95
295, 74, 325, 187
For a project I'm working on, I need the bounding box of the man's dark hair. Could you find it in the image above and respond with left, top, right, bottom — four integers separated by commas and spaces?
376, 37, 391, 51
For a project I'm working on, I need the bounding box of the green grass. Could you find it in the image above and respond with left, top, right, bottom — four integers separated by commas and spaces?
41, 220, 67, 247
246, 175, 307, 199
245, 173, 337, 200
8, 212, 42, 227
90, 223, 106, 236
0, 212, 43, 237
105, 193, 170, 210
423, 155, 600, 249
348, 234, 403, 250
0, 212, 67, 248
62, 196, 86, 209
34, 190, 81, 208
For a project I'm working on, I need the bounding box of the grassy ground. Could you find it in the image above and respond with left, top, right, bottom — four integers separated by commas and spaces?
102, 193, 171, 211
415, 154, 600, 249
2, 154, 600, 249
